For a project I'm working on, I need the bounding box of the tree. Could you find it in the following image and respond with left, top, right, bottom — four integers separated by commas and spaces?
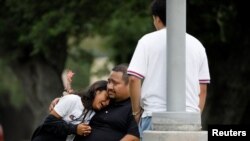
0, 0, 93, 140
0, 0, 152, 140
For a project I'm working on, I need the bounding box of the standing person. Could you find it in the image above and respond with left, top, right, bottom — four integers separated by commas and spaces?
31, 80, 110, 141
73, 64, 140, 141
127, 0, 211, 138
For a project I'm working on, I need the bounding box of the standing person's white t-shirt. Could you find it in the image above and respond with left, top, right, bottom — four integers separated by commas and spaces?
128, 28, 210, 117
128, 28, 167, 117
54, 94, 95, 141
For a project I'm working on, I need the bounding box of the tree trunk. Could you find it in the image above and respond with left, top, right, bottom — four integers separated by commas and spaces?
0, 93, 35, 141
8, 57, 64, 140
5, 34, 68, 140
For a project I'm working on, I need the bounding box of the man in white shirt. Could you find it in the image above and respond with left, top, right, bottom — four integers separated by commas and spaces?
127, 0, 210, 139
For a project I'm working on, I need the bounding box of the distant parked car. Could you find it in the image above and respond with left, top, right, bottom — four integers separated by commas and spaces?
0, 124, 3, 141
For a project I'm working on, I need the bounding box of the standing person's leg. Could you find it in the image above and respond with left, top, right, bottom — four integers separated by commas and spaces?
139, 116, 152, 141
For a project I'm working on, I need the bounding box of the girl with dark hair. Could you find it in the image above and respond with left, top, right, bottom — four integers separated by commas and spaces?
31, 79, 110, 141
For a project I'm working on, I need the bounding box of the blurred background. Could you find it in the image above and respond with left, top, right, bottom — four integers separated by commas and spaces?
0, 0, 249, 140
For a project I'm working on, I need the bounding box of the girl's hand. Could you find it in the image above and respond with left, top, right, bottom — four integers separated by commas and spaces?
66, 70, 74, 83
76, 123, 92, 136
65, 70, 74, 93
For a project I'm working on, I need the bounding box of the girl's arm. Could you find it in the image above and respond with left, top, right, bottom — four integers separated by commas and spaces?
42, 113, 77, 137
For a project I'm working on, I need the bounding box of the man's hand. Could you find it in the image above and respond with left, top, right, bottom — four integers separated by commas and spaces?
49, 97, 60, 112
76, 123, 92, 136
120, 134, 140, 141
134, 114, 141, 124
133, 108, 143, 124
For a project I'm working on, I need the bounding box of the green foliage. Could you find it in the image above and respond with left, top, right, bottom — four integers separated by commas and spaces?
98, 0, 154, 63
65, 34, 111, 89
65, 56, 92, 91
0, 0, 154, 71
0, 0, 90, 61
24, 12, 74, 54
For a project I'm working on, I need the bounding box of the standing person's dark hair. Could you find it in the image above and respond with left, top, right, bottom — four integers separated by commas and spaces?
151, 0, 166, 26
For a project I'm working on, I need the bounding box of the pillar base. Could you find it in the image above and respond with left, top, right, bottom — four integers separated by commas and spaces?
143, 130, 207, 141
152, 112, 202, 131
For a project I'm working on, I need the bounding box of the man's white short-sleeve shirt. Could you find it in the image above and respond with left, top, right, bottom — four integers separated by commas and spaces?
128, 28, 210, 117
